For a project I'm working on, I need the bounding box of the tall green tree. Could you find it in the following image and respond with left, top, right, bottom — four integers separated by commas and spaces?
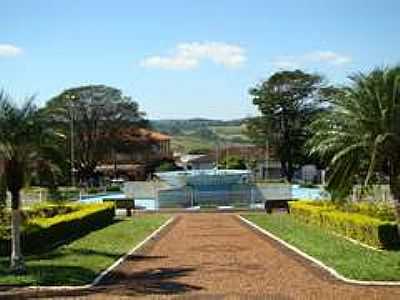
309, 66, 400, 210
44, 85, 148, 184
0, 92, 59, 273
246, 70, 326, 182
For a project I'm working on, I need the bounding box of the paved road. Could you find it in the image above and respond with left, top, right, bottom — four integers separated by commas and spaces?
10, 214, 400, 299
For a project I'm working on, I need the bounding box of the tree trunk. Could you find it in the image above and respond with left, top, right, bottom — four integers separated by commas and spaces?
0, 174, 6, 207
10, 190, 25, 274
389, 160, 400, 237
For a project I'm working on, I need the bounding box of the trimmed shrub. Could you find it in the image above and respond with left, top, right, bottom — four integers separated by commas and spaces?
302, 200, 396, 221
23, 203, 115, 252
289, 201, 399, 248
339, 202, 396, 222
23, 204, 78, 220
0, 203, 115, 255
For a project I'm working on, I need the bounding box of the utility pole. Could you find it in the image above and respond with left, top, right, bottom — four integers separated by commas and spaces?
265, 138, 269, 180
215, 140, 219, 170
65, 93, 78, 187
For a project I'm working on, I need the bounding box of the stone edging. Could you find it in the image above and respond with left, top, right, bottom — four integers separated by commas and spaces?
238, 215, 400, 286
0, 216, 175, 294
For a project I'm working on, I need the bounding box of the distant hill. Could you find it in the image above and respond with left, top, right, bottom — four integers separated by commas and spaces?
150, 118, 251, 153
150, 118, 245, 133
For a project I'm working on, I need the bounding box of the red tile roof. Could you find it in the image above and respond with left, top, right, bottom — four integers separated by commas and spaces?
137, 128, 171, 141
112, 127, 171, 143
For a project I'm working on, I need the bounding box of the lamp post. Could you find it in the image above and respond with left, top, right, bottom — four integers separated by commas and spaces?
65, 93, 78, 187
265, 138, 269, 180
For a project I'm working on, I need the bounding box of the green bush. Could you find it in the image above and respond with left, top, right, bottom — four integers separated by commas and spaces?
339, 202, 396, 222
156, 161, 178, 172
23, 203, 78, 220
87, 187, 101, 194
219, 155, 247, 170
0, 203, 115, 255
106, 185, 122, 193
302, 200, 396, 221
289, 201, 399, 248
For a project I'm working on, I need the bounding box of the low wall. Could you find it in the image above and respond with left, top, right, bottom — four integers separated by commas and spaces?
124, 181, 293, 209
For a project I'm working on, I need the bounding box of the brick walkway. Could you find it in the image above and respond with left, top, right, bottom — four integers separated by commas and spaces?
7, 214, 400, 299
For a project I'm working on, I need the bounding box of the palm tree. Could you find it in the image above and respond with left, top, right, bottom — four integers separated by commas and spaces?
309, 66, 400, 214
0, 92, 59, 273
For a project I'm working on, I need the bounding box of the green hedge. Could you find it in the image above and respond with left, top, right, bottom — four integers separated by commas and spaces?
289, 201, 399, 249
302, 200, 396, 222
0, 203, 115, 255
23, 204, 78, 220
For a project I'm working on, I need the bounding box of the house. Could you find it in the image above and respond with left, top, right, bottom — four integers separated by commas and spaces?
177, 154, 216, 170
96, 128, 172, 180
110, 128, 171, 162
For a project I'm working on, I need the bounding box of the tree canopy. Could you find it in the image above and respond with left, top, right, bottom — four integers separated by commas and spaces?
309, 66, 400, 203
43, 85, 148, 184
245, 70, 328, 181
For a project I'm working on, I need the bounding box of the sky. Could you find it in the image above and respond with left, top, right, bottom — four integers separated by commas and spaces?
1, 0, 400, 119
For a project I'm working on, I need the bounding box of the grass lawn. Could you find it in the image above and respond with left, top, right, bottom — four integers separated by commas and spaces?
244, 213, 400, 281
0, 214, 170, 286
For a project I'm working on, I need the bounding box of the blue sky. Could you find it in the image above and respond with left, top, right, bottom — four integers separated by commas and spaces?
1, 0, 400, 119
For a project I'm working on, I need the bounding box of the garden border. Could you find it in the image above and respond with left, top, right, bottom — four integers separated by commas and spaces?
238, 215, 400, 286
0, 216, 175, 294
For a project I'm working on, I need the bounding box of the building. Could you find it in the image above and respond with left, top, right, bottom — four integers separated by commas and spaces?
212, 144, 282, 180
177, 154, 216, 170
96, 128, 172, 180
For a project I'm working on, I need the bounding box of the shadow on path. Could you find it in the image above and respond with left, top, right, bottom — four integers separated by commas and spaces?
2, 266, 202, 299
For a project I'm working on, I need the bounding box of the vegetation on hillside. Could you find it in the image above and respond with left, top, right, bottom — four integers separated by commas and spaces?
151, 118, 249, 153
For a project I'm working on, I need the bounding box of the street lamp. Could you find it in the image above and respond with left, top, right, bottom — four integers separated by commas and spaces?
265, 138, 269, 180
64, 93, 78, 187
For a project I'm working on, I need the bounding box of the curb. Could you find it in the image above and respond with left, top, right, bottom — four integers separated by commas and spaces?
238, 215, 400, 286
0, 216, 175, 294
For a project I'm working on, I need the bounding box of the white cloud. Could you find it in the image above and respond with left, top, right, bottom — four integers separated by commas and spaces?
271, 50, 352, 69
0, 44, 23, 57
140, 42, 246, 70
140, 55, 199, 70
305, 51, 352, 65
